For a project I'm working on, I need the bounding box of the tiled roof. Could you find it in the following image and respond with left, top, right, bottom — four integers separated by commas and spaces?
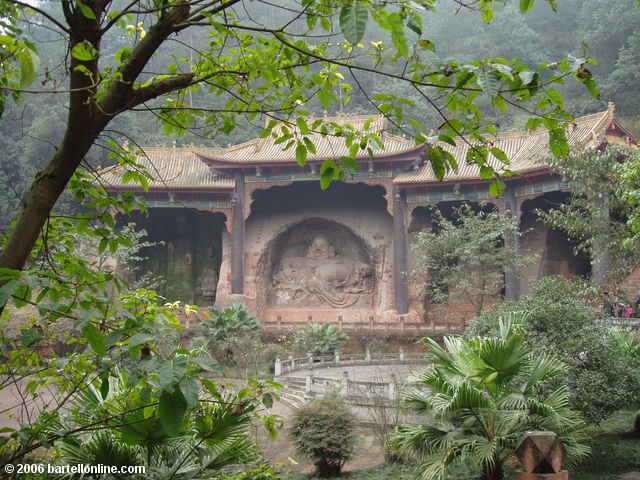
100, 107, 626, 191
98, 146, 234, 190
198, 114, 419, 164
394, 106, 616, 184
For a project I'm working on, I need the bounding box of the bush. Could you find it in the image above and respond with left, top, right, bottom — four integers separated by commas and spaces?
294, 323, 347, 356
204, 304, 261, 345
200, 304, 261, 362
290, 395, 356, 477
467, 276, 640, 424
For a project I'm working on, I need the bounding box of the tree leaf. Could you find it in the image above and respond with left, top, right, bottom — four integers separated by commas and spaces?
519, 70, 535, 85
100, 375, 110, 400
339, 2, 369, 44
480, 165, 494, 180
158, 388, 187, 435
418, 39, 435, 52
193, 355, 218, 372
82, 323, 106, 356
491, 147, 509, 164
179, 378, 199, 408
295, 142, 307, 166
20, 326, 44, 348
549, 127, 569, 158
519, 0, 536, 12
489, 180, 506, 196
18, 48, 39, 87
71, 41, 98, 62
76, 0, 96, 19
0, 279, 19, 305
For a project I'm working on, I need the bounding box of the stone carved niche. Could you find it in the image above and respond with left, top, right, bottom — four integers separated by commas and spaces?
266, 218, 375, 308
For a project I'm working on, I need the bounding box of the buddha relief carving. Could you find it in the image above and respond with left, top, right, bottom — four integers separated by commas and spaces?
271, 235, 374, 308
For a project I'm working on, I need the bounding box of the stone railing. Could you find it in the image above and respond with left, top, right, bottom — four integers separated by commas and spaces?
599, 317, 640, 329
274, 348, 426, 376
281, 372, 410, 404
275, 348, 431, 408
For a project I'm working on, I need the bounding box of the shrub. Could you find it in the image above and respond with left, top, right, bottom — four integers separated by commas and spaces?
204, 304, 261, 346
294, 323, 347, 356
290, 395, 356, 477
394, 316, 589, 480
467, 276, 640, 424
200, 304, 261, 364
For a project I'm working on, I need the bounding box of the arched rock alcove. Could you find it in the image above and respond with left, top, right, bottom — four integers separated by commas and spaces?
260, 217, 376, 310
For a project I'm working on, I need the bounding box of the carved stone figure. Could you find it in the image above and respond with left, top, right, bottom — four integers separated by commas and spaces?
271, 235, 373, 308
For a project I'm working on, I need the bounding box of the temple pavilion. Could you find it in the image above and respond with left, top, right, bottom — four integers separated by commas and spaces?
100, 103, 636, 331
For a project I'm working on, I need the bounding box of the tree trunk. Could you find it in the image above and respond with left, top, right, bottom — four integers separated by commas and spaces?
315, 459, 342, 478
481, 459, 504, 480
0, 125, 103, 271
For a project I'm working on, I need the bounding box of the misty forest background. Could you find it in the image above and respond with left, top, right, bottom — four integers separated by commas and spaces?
2, 0, 639, 230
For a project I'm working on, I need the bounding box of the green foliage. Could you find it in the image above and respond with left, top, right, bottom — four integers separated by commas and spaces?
468, 276, 640, 423
0, 177, 281, 469
203, 304, 261, 348
393, 316, 589, 480
571, 410, 640, 480
0, 2, 39, 115
53, 371, 271, 479
290, 395, 357, 477
219, 464, 281, 480
294, 323, 348, 356
412, 204, 531, 314
539, 145, 640, 287
610, 328, 640, 359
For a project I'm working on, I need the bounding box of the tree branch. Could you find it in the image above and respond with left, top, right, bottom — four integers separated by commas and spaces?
6, 0, 70, 33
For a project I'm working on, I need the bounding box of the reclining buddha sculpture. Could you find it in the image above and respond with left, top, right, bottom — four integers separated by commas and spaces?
272, 235, 374, 308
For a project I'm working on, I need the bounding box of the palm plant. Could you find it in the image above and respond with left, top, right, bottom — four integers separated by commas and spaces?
56, 372, 259, 479
393, 316, 589, 480
294, 323, 348, 356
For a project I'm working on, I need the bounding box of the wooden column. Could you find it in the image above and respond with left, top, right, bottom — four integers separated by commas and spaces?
231, 172, 245, 294
393, 185, 409, 314
504, 183, 521, 300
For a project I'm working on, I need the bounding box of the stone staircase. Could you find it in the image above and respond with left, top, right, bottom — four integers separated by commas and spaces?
277, 376, 307, 409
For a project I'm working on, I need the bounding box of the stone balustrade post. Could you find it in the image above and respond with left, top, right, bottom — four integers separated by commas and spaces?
274, 357, 281, 376
515, 431, 568, 480
399, 347, 405, 361
288, 355, 294, 373
305, 374, 312, 396
307, 353, 313, 368
389, 373, 397, 400
365, 347, 371, 361
342, 370, 349, 395
335, 350, 340, 363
